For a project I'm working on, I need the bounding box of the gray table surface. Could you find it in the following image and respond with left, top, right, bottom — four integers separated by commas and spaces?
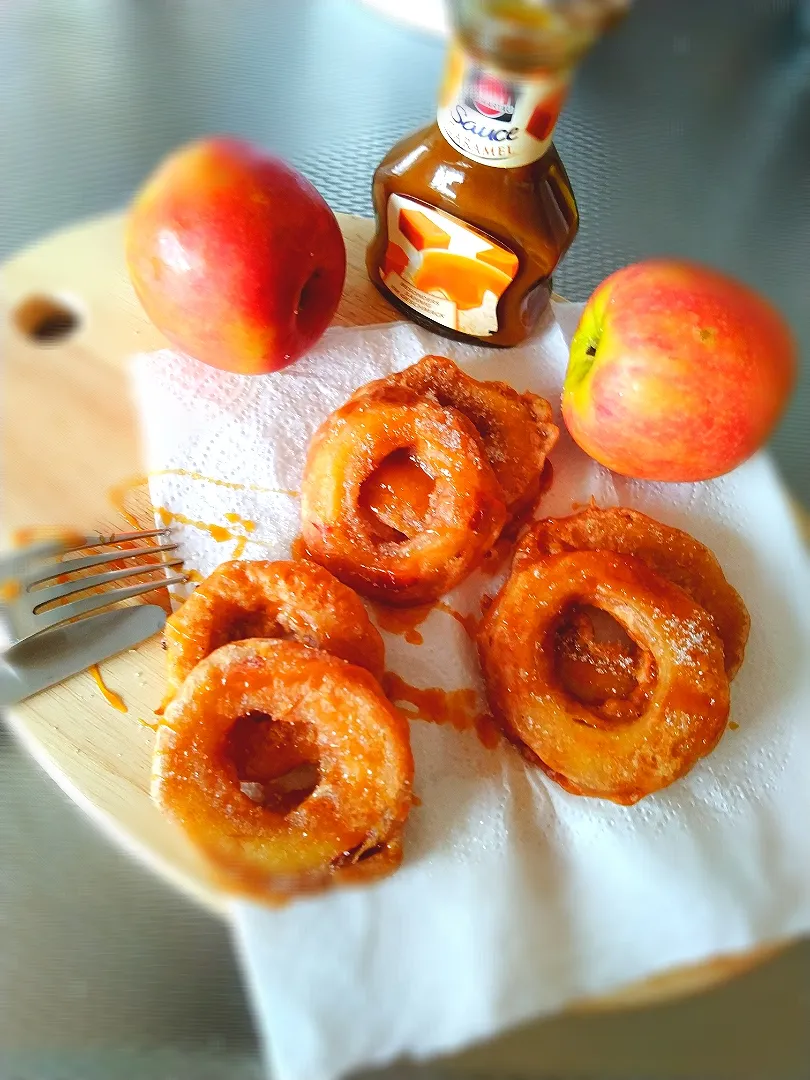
1, 2, 808, 1079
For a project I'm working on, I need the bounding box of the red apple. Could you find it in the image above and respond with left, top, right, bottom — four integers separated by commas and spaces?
126, 137, 346, 374
562, 260, 796, 481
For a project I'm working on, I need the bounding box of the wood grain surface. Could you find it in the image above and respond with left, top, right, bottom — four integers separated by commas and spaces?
0, 210, 791, 1005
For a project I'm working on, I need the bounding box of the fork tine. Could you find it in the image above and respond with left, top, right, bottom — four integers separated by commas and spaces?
3, 529, 172, 576
32, 575, 188, 632
32, 559, 185, 608
25, 543, 179, 586
65, 528, 172, 551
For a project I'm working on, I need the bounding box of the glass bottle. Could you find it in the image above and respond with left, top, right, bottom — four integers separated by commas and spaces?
367, 0, 628, 347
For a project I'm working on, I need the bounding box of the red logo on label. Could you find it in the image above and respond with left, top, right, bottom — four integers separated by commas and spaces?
464, 70, 516, 122
526, 86, 567, 142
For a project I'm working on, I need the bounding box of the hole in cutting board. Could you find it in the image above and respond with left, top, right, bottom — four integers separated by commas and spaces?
13, 295, 80, 343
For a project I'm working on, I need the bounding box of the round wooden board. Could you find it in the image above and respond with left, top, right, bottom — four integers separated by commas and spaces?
0, 211, 790, 1006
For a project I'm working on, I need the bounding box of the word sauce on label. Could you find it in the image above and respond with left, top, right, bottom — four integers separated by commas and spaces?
380, 194, 518, 337
436, 45, 569, 169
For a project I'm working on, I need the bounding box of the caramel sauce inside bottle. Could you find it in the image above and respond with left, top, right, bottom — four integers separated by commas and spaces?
367, 41, 579, 347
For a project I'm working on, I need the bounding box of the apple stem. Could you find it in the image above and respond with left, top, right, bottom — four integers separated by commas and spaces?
565, 336, 600, 390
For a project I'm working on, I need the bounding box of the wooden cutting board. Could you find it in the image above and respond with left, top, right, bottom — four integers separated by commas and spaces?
0, 211, 786, 1006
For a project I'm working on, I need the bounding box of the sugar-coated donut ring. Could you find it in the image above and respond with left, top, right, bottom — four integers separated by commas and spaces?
163, 559, 385, 703
300, 392, 507, 605
153, 638, 414, 899
351, 354, 558, 525
514, 505, 749, 678
478, 551, 730, 804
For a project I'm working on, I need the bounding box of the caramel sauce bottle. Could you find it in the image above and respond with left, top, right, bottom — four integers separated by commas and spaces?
368, 0, 625, 347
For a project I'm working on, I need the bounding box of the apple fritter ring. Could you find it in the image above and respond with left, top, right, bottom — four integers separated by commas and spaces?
514, 505, 750, 678
478, 551, 730, 804
153, 639, 414, 899
300, 393, 507, 605
352, 354, 559, 524
163, 559, 385, 703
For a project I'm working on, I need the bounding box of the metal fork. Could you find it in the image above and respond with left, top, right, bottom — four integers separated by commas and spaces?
0, 528, 186, 648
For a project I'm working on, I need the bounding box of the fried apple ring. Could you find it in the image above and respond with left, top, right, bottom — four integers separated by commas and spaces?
300, 392, 507, 604
514, 505, 750, 678
153, 638, 414, 899
352, 354, 559, 525
478, 551, 730, 804
164, 559, 384, 703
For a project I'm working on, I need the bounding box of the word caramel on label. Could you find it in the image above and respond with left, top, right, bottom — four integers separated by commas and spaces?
437, 45, 569, 169
380, 194, 519, 337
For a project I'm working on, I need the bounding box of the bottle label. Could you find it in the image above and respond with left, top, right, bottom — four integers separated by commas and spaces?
379, 194, 518, 338
436, 44, 569, 169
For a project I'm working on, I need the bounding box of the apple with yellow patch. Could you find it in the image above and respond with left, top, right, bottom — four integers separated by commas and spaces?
126, 137, 346, 374
562, 260, 796, 481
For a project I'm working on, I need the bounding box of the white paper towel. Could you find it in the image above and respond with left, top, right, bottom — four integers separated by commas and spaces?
132, 302, 810, 1080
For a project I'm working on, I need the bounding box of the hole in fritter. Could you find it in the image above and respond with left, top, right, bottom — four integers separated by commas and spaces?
210, 609, 287, 654
359, 448, 435, 541
228, 711, 320, 814
13, 295, 81, 343
552, 603, 642, 709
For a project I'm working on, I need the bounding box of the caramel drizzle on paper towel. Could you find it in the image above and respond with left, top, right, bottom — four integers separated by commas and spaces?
108, 472, 299, 559
383, 672, 500, 750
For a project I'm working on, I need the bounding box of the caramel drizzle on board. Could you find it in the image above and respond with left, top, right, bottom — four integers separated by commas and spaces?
88, 664, 127, 713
